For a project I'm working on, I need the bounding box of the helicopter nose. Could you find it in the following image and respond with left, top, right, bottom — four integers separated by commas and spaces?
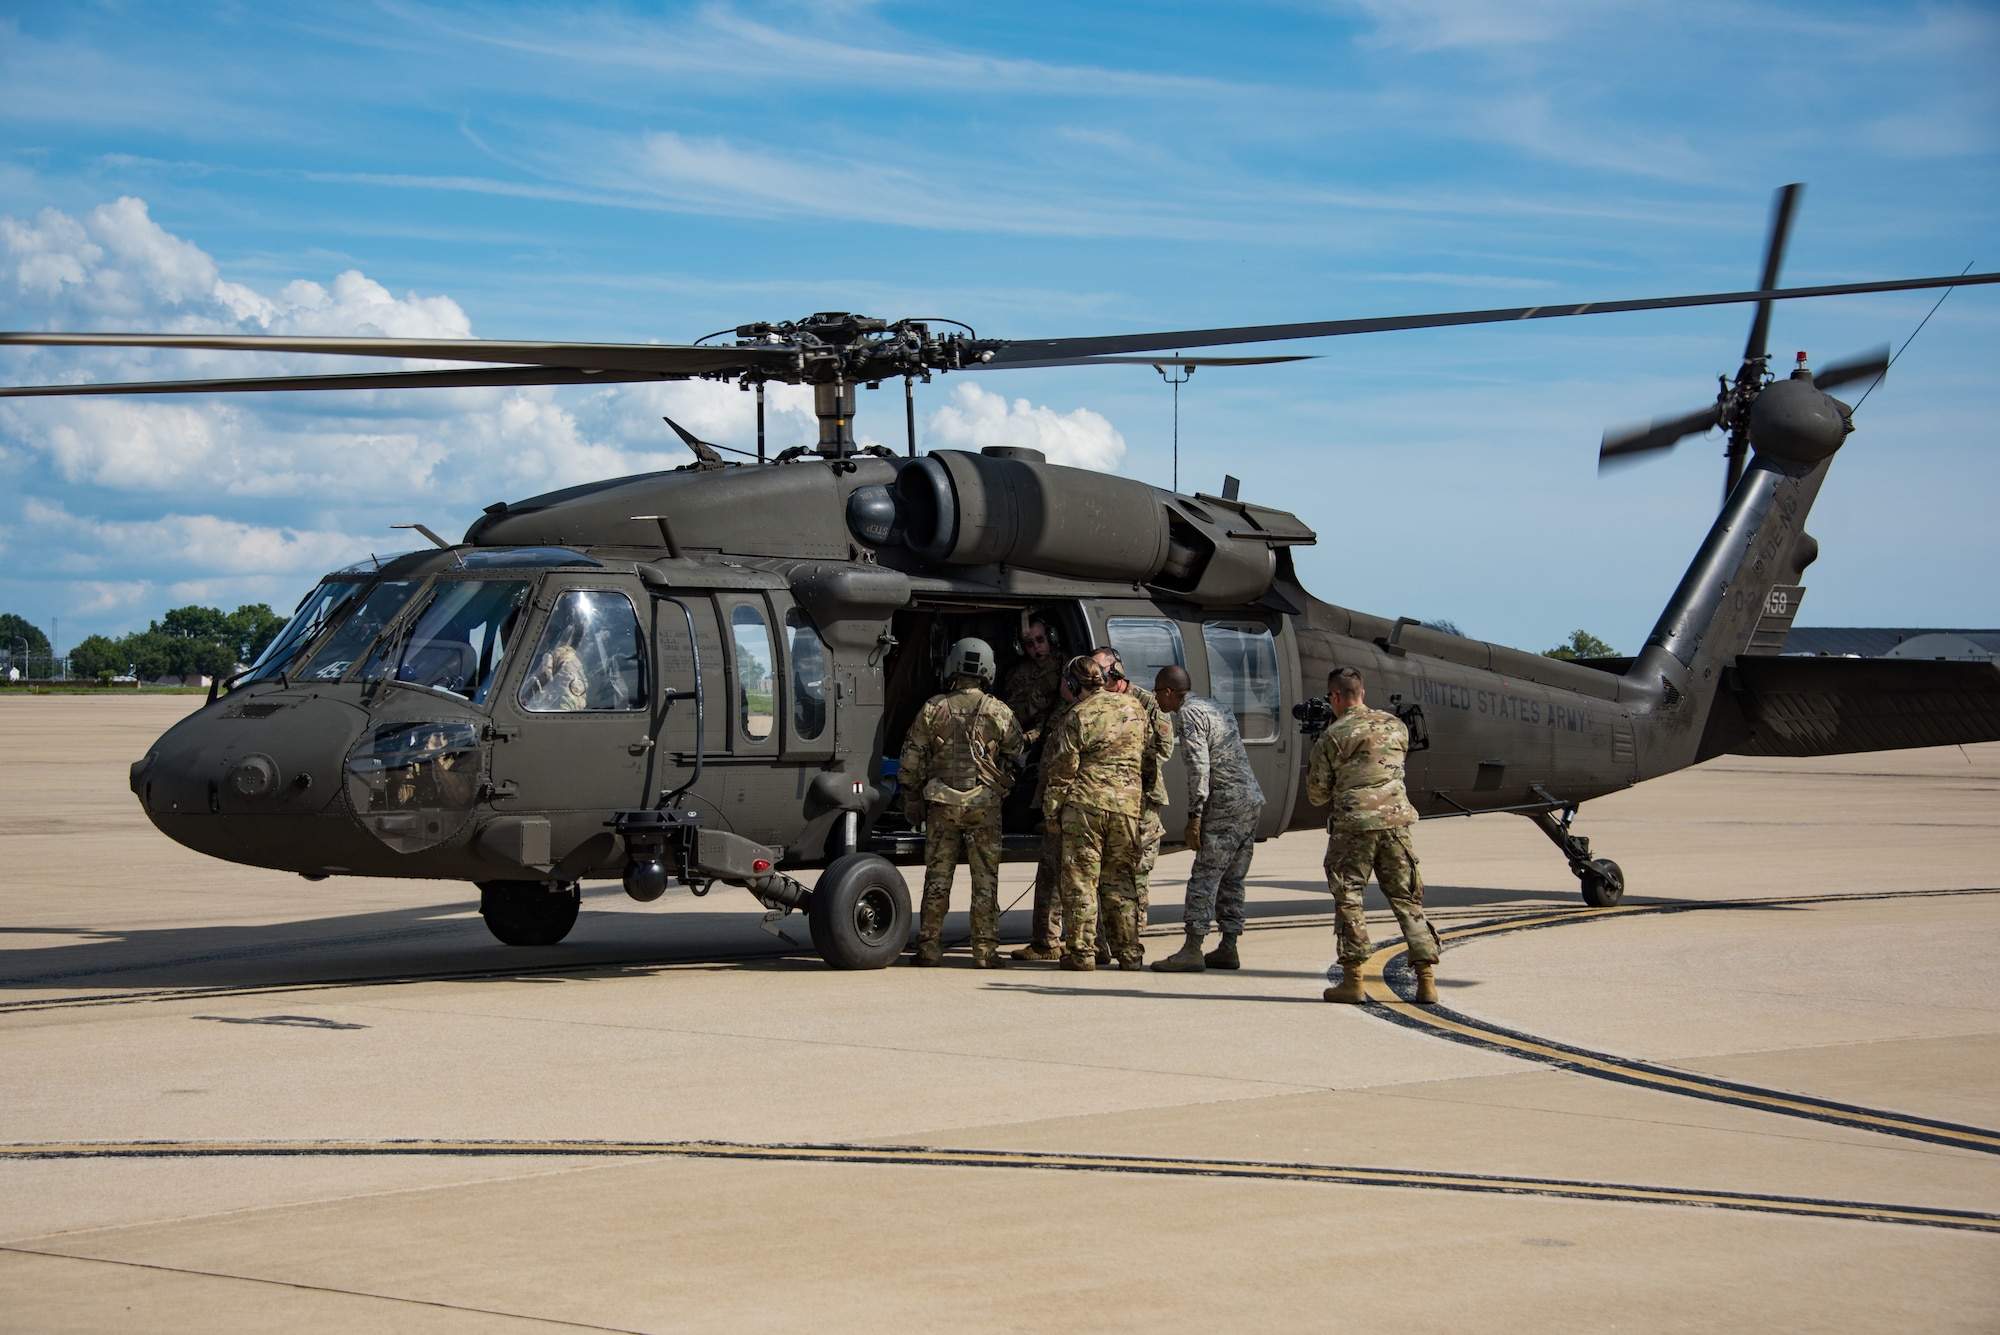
131, 690, 370, 861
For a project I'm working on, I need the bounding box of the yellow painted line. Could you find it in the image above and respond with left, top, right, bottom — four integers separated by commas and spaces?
1, 1138, 1992, 1233
1355, 890, 2000, 1154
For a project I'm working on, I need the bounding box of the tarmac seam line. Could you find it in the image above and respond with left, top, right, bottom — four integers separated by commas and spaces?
0, 1138, 1993, 1234
0, 1243, 654, 1331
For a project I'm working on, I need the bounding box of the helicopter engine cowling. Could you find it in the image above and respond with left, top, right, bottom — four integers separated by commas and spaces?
896, 449, 1172, 581
1749, 378, 1853, 466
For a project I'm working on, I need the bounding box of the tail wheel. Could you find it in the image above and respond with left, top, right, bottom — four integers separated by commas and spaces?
808, 853, 911, 970
1579, 859, 1625, 908
478, 879, 581, 946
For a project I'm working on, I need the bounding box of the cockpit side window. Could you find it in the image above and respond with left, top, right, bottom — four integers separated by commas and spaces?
361, 579, 532, 703
519, 589, 647, 712
299, 581, 424, 683
240, 579, 364, 683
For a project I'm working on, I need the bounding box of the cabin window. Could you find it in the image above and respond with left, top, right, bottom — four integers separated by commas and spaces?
787, 607, 828, 741
1202, 620, 1280, 742
1105, 617, 1186, 695
519, 589, 647, 712
732, 603, 777, 742
363, 579, 532, 705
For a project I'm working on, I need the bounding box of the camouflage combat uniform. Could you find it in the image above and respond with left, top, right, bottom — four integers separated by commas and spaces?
1175, 693, 1266, 938
899, 681, 1024, 961
1004, 656, 1063, 743
1024, 692, 1077, 953
1307, 703, 1440, 969
1043, 687, 1148, 967
1123, 682, 1176, 951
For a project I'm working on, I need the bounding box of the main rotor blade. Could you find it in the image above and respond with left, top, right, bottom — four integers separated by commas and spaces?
0, 332, 794, 377
983, 271, 2000, 364
1598, 403, 1724, 470
0, 364, 688, 398
975, 353, 1317, 370
1744, 183, 1803, 366
1812, 345, 1891, 393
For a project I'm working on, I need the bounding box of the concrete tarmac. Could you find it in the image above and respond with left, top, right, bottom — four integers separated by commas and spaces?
2, 695, 1996, 1331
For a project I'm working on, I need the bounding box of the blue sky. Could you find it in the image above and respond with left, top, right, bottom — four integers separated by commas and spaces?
2, 0, 1995, 655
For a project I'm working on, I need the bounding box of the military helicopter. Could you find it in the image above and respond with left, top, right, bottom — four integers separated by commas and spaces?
4, 186, 1997, 969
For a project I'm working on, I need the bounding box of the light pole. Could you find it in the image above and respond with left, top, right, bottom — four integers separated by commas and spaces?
1153, 357, 1194, 493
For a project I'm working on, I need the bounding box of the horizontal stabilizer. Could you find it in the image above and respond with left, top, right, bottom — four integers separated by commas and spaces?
1718, 657, 2000, 758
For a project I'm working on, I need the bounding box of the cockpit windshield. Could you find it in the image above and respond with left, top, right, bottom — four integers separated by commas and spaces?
298, 581, 424, 683
358, 579, 532, 704
239, 580, 364, 684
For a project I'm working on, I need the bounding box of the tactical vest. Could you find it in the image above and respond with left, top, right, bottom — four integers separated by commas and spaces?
925, 688, 1014, 804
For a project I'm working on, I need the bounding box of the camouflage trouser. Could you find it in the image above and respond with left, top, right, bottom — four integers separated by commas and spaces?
1028, 816, 1065, 950
1126, 805, 1163, 950
1324, 826, 1440, 968
920, 801, 1003, 957
1182, 803, 1263, 937
1059, 804, 1143, 966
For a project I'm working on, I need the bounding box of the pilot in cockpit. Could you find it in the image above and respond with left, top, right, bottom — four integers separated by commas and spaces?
523, 620, 592, 712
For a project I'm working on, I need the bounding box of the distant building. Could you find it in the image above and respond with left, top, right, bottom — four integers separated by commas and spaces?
1784, 628, 2000, 661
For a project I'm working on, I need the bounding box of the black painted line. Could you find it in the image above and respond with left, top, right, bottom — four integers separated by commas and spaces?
2, 1138, 1993, 1234
1357, 887, 2000, 1154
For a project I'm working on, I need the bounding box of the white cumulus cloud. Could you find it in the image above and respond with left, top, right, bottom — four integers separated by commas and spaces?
923, 381, 1124, 472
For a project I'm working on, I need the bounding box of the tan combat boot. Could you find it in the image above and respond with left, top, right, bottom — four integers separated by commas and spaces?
1203, 934, 1240, 970
1011, 941, 1061, 961
1413, 962, 1438, 1004
971, 953, 1007, 970
1323, 964, 1367, 1003
1151, 928, 1206, 973
912, 942, 943, 967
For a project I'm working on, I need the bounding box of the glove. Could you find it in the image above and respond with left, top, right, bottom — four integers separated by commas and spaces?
1183, 814, 1203, 852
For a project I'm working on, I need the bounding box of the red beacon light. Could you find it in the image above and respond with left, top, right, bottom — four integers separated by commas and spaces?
753, 858, 772, 873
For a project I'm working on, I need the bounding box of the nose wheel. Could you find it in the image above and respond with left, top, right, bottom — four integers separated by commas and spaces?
1526, 805, 1626, 908
478, 879, 581, 946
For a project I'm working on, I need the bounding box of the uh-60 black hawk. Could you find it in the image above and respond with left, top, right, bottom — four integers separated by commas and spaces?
5, 185, 1998, 969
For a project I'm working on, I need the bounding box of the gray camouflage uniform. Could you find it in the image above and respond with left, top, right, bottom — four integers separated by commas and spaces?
1175, 693, 1265, 938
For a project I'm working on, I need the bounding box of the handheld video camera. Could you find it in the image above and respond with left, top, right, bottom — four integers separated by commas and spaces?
1293, 697, 1335, 736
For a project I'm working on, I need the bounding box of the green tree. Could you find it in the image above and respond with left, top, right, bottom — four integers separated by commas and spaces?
118, 629, 174, 681
226, 604, 286, 663
1543, 629, 1618, 661
0, 613, 50, 659
68, 634, 126, 679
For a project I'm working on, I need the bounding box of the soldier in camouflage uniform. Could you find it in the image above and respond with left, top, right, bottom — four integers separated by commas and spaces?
1010, 673, 1078, 961
898, 638, 1025, 968
1002, 614, 1063, 743
1150, 665, 1266, 972
1310, 666, 1441, 1005
1042, 656, 1148, 970
1092, 646, 1174, 964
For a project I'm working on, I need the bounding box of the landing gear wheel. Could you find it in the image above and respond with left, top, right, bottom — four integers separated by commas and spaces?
478, 879, 580, 946
808, 853, 911, 970
1579, 858, 1625, 908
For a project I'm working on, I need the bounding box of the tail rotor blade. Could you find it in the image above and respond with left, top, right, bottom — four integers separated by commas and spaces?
1813, 345, 1891, 393
1743, 183, 1804, 366
1599, 403, 1724, 470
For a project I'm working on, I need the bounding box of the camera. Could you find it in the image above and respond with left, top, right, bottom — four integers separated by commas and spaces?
1293, 697, 1335, 735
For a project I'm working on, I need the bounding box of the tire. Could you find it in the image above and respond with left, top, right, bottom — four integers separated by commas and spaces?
1579, 858, 1625, 908
807, 853, 911, 970
478, 879, 581, 946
